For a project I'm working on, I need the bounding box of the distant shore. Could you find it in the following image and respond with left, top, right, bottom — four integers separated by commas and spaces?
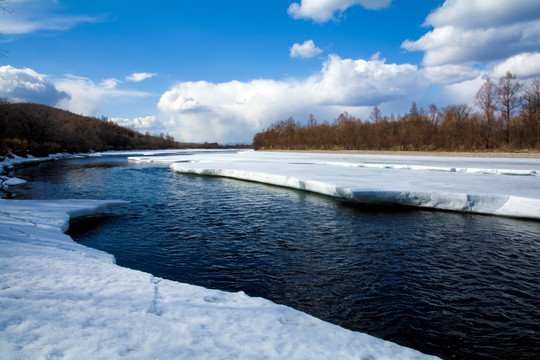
266, 149, 540, 158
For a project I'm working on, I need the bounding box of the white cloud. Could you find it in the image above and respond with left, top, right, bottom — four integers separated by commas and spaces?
424, 0, 540, 28
369, 52, 381, 61
316, 55, 424, 105
288, 0, 392, 22
100, 78, 121, 89
441, 76, 485, 106
0, 0, 102, 35
55, 75, 152, 116
0, 15, 100, 34
109, 115, 164, 133
491, 52, 540, 79
0, 65, 156, 123
126, 72, 157, 82
290, 40, 323, 58
402, 0, 540, 67
0, 65, 68, 104
158, 55, 426, 144
421, 64, 480, 84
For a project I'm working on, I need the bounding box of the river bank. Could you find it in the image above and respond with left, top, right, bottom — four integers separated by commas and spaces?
267, 149, 540, 158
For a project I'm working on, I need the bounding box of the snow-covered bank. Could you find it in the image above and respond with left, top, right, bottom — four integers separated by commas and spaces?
1, 176, 27, 193
0, 199, 438, 359
162, 151, 540, 220
0, 149, 221, 175
0, 150, 203, 196
0, 153, 85, 172
0, 150, 182, 174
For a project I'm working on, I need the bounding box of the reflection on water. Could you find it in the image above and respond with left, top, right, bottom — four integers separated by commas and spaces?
13, 156, 540, 360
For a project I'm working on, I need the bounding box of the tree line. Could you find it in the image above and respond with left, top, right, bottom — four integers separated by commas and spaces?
0, 101, 202, 157
253, 72, 540, 152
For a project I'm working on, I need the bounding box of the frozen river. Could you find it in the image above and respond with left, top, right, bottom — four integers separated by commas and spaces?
7, 150, 540, 359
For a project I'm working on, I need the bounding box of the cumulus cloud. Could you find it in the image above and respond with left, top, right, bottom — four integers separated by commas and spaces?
288, 0, 392, 22
0, 65, 68, 104
491, 52, 540, 79
290, 40, 323, 58
441, 76, 485, 106
0, 0, 102, 35
0, 65, 156, 120
126, 72, 157, 82
109, 115, 164, 134
424, 0, 540, 29
402, 0, 540, 67
421, 64, 480, 84
158, 55, 426, 144
55, 75, 152, 116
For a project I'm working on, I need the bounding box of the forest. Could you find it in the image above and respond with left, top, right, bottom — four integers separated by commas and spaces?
253, 72, 540, 152
0, 101, 237, 157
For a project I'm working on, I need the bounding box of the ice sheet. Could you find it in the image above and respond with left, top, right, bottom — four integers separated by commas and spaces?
165, 151, 540, 220
0, 199, 438, 359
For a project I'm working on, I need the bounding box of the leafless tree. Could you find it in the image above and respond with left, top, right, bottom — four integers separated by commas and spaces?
370, 106, 382, 122
475, 79, 498, 149
0, 98, 11, 152
521, 79, 540, 147
441, 104, 472, 149
497, 72, 522, 144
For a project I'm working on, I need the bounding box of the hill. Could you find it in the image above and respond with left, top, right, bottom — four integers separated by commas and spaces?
0, 101, 225, 156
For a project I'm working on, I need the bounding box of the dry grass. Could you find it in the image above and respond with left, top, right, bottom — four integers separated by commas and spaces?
267, 149, 540, 158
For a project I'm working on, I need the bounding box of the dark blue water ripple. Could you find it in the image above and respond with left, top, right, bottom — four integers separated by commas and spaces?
12, 156, 540, 360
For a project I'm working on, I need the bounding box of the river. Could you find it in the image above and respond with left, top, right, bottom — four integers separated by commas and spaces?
11, 153, 540, 360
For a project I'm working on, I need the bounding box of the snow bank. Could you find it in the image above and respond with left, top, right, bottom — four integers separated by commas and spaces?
0, 153, 84, 172
2, 177, 27, 186
0, 199, 438, 359
86, 149, 197, 157
1, 176, 27, 193
166, 151, 540, 220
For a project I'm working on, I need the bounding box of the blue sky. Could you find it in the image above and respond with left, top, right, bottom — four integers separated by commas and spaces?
1, 0, 540, 144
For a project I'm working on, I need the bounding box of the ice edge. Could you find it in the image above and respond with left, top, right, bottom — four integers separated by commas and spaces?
171, 166, 540, 220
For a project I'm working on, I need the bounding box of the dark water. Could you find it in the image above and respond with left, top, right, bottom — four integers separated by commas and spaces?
10, 155, 540, 360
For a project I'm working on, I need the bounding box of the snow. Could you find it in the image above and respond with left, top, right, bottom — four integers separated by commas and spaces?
84, 149, 204, 157
2, 177, 27, 186
0, 198, 438, 359
156, 150, 540, 220
0, 153, 85, 171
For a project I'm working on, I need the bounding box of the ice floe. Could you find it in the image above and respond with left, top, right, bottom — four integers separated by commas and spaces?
161, 151, 540, 220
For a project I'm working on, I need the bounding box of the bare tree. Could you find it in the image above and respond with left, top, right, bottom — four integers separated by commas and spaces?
0, 98, 10, 153
475, 79, 498, 149
370, 106, 382, 122
307, 113, 317, 127
441, 104, 472, 149
428, 104, 440, 126
521, 78, 540, 147
497, 72, 522, 145
409, 101, 419, 117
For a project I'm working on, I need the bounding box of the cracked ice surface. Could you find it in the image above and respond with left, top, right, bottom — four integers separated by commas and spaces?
163, 151, 540, 220
0, 199, 438, 359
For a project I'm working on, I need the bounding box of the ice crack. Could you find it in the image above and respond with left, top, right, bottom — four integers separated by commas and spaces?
148, 276, 163, 316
